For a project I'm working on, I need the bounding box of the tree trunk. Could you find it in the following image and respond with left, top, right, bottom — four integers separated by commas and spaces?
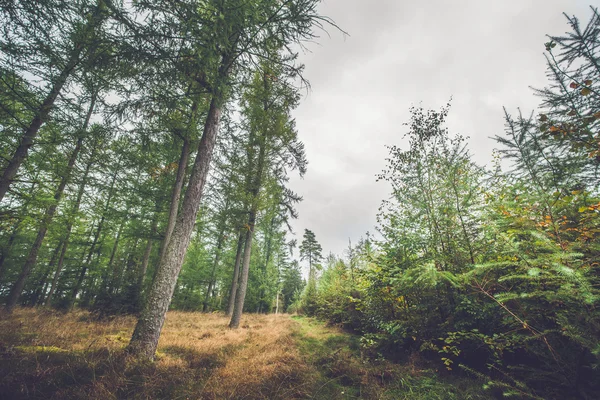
138, 213, 159, 293
229, 135, 268, 327
256, 216, 276, 313
45, 236, 70, 306
127, 95, 224, 359
203, 228, 225, 312
226, 229, 245, 316
0, 221, 22, 284
229, 72, 271, 327
157, 137, 190, 266
0, 62, 79, 202
229, 214, 256, 329
30, 242, 62, 306
0, 179, 38, 284
107, 222, 125, 294
6, 132, 86, 312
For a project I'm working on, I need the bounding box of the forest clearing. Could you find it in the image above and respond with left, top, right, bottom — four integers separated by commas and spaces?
1, 1, 599, 399
0, 309, 486, 399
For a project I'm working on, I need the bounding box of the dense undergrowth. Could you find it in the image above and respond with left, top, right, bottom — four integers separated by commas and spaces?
295, 9, 600, 400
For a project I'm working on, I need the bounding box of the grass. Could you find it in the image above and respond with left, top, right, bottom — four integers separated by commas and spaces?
290, 315, 491, 400
0, 308, 491, 399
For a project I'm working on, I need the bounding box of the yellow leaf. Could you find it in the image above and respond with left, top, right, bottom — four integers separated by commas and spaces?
581, 88, 592, 96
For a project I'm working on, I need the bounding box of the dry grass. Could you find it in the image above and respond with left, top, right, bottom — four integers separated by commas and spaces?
0, 308, 488, 400
0, 308, 313, 399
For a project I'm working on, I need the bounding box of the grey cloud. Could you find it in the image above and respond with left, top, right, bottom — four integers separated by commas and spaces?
289, 0, 593, 259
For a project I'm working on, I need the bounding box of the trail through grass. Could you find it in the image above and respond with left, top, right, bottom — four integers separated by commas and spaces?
0, 308, 489, 399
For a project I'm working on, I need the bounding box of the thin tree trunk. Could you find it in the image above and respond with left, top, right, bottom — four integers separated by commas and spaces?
256, 216, 276, 313
30, 242, 62, 306
229, 213, 256, 329
229, 72, 271, 328
45, 237, 70, 306
70, 164, 119, 305
226, 229, 246, 316
0, 221, 22, 284
37, 276, 51, 306
203, 228, 226, 312
225, 103, 258, 317
6, 132, 87, 311
0, 179, 38, 283
0, 60, 79, 202
229, 136, 268, 327
107, 222, 125, 294
128, 93, 224, 359
138, 213, 159, 293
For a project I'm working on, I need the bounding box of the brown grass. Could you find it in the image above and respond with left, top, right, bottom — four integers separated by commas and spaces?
0, 309, 484, 400
0, 309, 313, 399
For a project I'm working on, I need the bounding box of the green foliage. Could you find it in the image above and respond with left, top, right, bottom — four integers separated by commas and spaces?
307, 11, 600, 396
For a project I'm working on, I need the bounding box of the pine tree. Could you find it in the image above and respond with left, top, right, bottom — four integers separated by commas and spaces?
299, 229, 323, 280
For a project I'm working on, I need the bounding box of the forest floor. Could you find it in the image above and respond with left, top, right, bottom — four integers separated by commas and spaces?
0, 308, 489, 399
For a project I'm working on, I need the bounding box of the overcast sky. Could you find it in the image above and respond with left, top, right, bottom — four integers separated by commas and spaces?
287, 0, 592, 259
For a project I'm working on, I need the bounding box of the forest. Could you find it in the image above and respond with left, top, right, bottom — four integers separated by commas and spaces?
0, 1, 599, 399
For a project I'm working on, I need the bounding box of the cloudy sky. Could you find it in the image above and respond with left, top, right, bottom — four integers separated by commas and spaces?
288, 0, 592, 258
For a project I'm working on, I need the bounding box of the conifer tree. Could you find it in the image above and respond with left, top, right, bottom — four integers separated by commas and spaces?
299, 229, 323, 279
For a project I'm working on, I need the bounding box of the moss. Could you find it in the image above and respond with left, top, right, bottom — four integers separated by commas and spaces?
14, 345, 68, 354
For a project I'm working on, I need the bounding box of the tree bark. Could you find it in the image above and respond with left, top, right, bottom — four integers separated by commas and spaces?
256, 216, 276, 313
157, 137, 190, 266
229, 213, 256, 328
226, 229, 245, 316
127, 95, 223, 359
225, 96, 258, 317
45, 236, 70, 306
229, 72, 272, 327
0, 60, 80, 202
138, 213, 159, 294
